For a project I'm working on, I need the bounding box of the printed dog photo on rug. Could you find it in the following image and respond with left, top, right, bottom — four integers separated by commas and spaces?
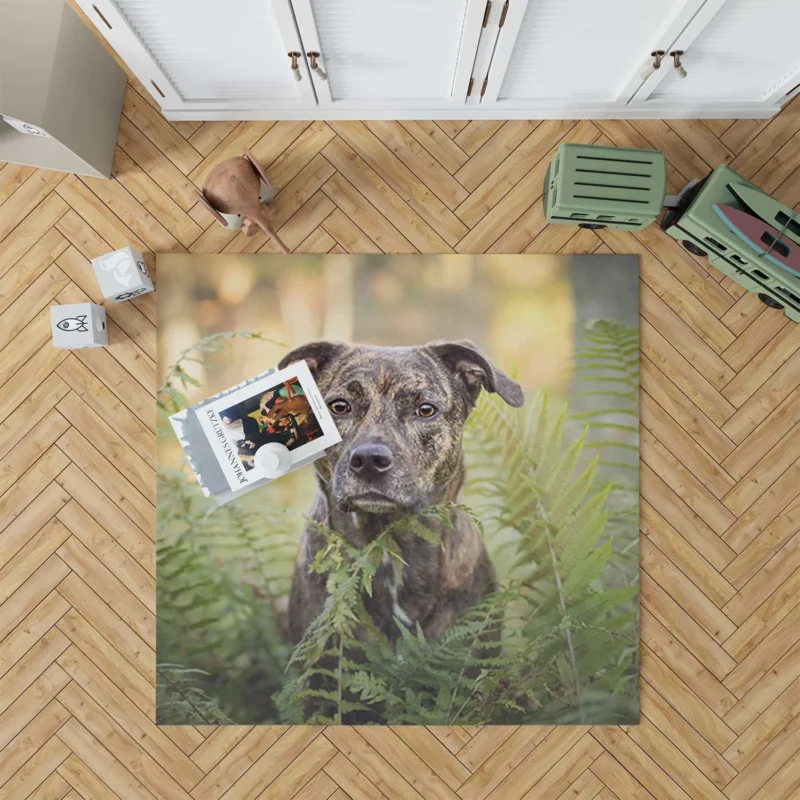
156, 254, 640, 727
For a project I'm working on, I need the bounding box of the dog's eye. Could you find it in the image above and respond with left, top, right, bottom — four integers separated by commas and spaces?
416, 403, 437, 418
329, 399, 351, 415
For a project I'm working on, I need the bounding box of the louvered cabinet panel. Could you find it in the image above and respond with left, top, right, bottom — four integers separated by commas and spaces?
648, 0, 800, 102
492, 0, 698, 102
291, 0, 484, 104
75, 0, 314, 110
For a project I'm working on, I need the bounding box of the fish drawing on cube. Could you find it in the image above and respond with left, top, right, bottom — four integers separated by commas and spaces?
92, 245, 154, 302
51, 303, 108, 349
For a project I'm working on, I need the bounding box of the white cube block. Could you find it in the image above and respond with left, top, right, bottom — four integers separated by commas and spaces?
51, 303, 108, 349
91, 246, 154, 302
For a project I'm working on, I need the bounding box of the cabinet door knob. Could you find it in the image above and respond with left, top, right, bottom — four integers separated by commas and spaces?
640, 50, 665, 81
670, 50, 687, 79
307, 52, 328, 81
288, 51, 302, 81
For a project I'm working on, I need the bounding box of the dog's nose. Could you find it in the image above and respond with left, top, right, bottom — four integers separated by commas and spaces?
349, 443, 393, 476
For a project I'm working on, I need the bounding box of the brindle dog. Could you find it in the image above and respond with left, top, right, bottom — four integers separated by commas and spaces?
279, 340, 524, 646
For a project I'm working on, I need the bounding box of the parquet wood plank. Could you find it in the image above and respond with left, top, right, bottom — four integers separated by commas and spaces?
511, 734, 602, 800
56, 354, 155, 464
454, 119, 575, 228
322, 173, 415, 253
27, 771, 71, 800
400, 121, 469, 175
640, 618, 738, 723
456, 728, 551, 800
0, 627, 70, 718
641, 392, 736, 500
724, 641, 800, 733
56, 500, 154, 610
122, 85, 202, 176
721, 348, 800, 444
56, 463, 155, 570
4, 70, 800, 800
641, 538, 736, 643
56, 718, 158, 800
0, 733, 71, 800
640, 462, 736, 572
0, 263, 69, 350
0, 440, 70, 522
590, 726, 697, 800
638, 681, 737, 790
56, 571, 154, 682
364, 120, 469, 210
56, 681, 193, 800
190, 727, 289, 800
724, 537, 800, 627
56, 535, 153, 643
641, 572, 737, 681
324, 132, 458, 250
0, 170, 66, 243
0, 679, 70, 763
640, 319, 736, 427
0, 228, 68, 316
111, 147, 203, 248
116, 115, 201, 212
0, 162, 37, 205
0, 192, 69, 278
453, 121, 538, 192
258, 122, 335, 191
589, 752, 655, 800
257, 734, 338, 800
0, 517, 71, 606
55, 427, 154, 537
640, 500, 736, 608
456, 121, 598, 251
323, 753, 386, 800
59, 765, 121, 800
57, 646, 203, 790
0, 590, 69, 682
323, 728, 425, 800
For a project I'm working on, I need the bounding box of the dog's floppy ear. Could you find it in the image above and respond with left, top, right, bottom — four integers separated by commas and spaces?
425, 340, 524, 408
278, 340, 348, 379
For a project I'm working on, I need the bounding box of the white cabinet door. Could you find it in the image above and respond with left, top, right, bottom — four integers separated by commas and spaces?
479, 0, 705, 110
289, 0, 487, 109
632, 0, 800, 109
76, 0, 316, 112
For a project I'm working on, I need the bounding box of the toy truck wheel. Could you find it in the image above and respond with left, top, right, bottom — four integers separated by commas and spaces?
578, 223, 606, 230
758, 293, 785, 310
682, 240, 707, 257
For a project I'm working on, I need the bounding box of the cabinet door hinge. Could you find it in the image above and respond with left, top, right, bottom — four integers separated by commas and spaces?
499, 0, 509, 27
467, 77, 474, 97
482, 0, 492, 27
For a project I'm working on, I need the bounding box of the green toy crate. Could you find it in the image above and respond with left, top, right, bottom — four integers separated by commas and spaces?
544, 143, 667, 231
660, 165, 800, 323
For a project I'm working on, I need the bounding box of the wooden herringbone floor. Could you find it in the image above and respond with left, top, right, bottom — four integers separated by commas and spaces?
2, 75, 800, 799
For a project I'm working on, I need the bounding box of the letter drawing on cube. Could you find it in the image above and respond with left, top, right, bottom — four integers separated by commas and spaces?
51, 303, 108, 349
91, 245, 154, 303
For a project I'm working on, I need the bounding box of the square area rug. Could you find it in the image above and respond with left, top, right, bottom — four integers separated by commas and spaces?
156, 254, 640, 726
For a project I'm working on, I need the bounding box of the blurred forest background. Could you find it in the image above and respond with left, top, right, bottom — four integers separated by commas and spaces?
156, 254, 640, 725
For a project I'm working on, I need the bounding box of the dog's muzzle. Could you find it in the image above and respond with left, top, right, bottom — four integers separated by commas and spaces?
333, 441, 416, 513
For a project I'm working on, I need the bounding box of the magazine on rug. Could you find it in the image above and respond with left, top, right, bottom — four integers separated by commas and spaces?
194, 361, 339, 489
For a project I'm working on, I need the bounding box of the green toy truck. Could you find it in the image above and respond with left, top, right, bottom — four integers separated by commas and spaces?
543, 143, 667, 231
544, 143, 800, 322
660, 165, 800, 322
